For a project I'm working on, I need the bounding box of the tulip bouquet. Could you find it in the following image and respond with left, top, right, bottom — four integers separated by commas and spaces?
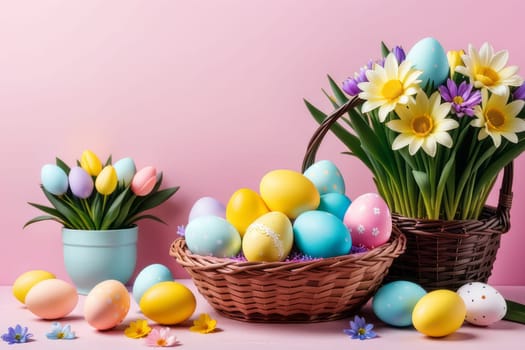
25, 150, 179, 230
306, 37, 525, 220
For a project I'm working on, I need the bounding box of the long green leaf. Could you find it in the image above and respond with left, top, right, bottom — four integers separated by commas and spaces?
504, 299, 525, 324
123, 214, 167, 227
55, 157, 71, 174
41, 188, 86, 229
328, 75, 349, 106
132, 187, 179, 214
99, 188, 131, 230
412, 170, 433, 218
24, 215, 66, 228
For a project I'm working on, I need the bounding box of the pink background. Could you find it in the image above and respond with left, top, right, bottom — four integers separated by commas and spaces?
1, 0, 524, 285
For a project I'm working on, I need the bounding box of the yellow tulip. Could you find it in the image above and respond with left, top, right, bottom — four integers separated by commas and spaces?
80, 150, 102, 176
95, 165, 118, 195
447, 50, 464, 79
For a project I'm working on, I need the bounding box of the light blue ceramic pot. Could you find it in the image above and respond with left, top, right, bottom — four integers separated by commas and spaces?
62, 226, 138, 295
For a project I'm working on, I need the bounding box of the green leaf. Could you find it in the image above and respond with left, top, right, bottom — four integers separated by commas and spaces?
412, 170, 433, 218
99, 188, 131, 230
381, 41, 390, 57
328, 74, 349, 106
132, 187, 179, 214
24, 215, 66, 228
478, 142, 525, 188
504, 299, 525, 324
123, 214, 168, 227
56, 157, 71, 174
435, 155, 455, 219
322, 89, 340, 109
41, 188, 86, 229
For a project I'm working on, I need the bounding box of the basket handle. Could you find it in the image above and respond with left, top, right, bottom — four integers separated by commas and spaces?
301, 97, 514, 227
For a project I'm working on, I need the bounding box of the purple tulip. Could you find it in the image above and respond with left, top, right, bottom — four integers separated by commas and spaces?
513, 84, 525, 100
68, 166, 94, 199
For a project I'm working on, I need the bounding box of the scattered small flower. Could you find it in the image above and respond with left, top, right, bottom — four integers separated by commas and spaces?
1, 324, 33, 344
177, 225, 185, 237
344, 315, 377, 340
46, 322, 76, 340
145, 327, 178, 347
190, 313, 217, 334
124, 319, 152, 339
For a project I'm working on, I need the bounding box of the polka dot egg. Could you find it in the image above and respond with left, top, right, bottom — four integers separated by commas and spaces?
457, 282, 507, 326
343, 193, 392, 248
303, 159, 345, 195
84, 280, 130, 330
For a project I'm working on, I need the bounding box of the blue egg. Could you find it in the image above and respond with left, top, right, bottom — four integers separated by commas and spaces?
372, 280, 427, 327
318, 193, 352, 219
132, 264, 173, 304
406, 37, 449, 87
303, 160, 345, 195
293, 210, 351, 258
41, 164, 69, 195
113, 157, 136, 186
185, 215, 241, 257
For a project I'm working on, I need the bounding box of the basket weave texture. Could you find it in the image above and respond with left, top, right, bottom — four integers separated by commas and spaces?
170, 228, 406, 323
302, 98, 514, 291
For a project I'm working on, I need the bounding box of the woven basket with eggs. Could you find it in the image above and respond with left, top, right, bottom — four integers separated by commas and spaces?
170, 164, 406, 323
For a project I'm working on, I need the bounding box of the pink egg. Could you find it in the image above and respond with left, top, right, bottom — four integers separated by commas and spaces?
84, 280, 130, 330
25, 279, 78, 319
343, 193, 392, 248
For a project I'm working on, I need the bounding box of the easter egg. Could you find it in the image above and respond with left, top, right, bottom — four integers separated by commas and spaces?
303, 160, 345, 195
12, 270, 56, 304
226, 188, 270, 236
242, 211, 294, 262
293, 210, 351, 258
140, 281, 196, 325
406, 37, 449, 87
41, 164, 69, 195
259, 169, 320, 219
132, 264, 174, 304
318, 192, 352, 220
372, 281, 427, 327
113, 157, 136, 186
188, 196, 226, 222
25, 279, 78, 319
457, 282, 507, 326
84, 280, 130, 330
412, 289, 466, 337
343, 193, 392, 248
184, 215, 241, 257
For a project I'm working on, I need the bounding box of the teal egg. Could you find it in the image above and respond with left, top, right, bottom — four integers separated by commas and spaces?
113, 157, 136, 186
132, 264, 173, 304
372, 280, 427, 327
318, 193, 351, 220
406, 37, 449, 87
41, 164, 69, 195
303, 160, 345, 195
293, 210, 351, 258
185, 215, 241, 257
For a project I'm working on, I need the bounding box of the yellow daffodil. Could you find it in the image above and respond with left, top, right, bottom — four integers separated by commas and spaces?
189, 313, 217, 334
387, 91, 458, 157
358, 53, 422, 122
471, 88, 525, 147
80, 150, 102, 176
95, 165, 118, 195
124, 319, 151, 339
447, 50, 464, 79
456, 43, 523, 95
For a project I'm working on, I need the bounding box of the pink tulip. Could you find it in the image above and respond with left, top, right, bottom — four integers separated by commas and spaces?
131, 166, 157, 196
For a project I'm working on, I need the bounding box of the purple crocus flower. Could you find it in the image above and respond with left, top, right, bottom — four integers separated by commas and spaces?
513, 84, 525, 100
392, 45, 406, 63
1, 325, 33, 344
342, 60, 374, 96
344, 315, 377, 340
438, 79, 481, 117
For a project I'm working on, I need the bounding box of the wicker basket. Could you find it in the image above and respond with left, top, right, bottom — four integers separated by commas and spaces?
170, 228, 406, 323
302, 98, 514, 291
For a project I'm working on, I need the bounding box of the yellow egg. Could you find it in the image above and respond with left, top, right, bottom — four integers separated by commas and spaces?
84, 280, 130, 330
412, 289, 466, 337
12, 270, 56, 304
242, 211, 293, 262
140, 281, 196, 325
259, 169, 320, 219
25, 279, 78, 319
226, 188, 269, 237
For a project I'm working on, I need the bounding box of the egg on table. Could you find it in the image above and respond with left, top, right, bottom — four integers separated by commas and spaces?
457, 282, 507, 326
25, 279, 78, 319
132, 264, 174, 304
84, 280, 130, 330
184, 215, 241, 257
140, 281, 196, 325
293, 210, 351, 258
226, 188, 269, 237
12, 270, 56, 304
242, 211, 294, 262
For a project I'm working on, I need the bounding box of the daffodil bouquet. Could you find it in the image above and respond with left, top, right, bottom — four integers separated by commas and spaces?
306, 37, 525, 220
25, 150, 179, 230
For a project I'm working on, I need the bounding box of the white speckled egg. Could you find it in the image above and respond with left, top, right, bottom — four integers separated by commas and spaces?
185, 215, 241, 257
457, 282, 507, 326
406, 37, 449, 87
343, 193, 392, 249
188, 196, 226, 222
293, 210, 351, 258
303, 160, 345, 195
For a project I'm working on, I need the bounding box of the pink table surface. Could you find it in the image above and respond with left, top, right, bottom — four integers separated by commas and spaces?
1, 281, 524, 350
